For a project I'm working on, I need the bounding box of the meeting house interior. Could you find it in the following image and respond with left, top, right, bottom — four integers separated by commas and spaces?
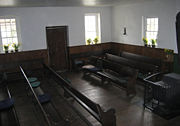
0, 0, 180, 126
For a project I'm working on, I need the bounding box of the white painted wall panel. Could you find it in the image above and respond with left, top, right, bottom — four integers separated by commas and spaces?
112, 0, 178, 52
0, 7, 112, 51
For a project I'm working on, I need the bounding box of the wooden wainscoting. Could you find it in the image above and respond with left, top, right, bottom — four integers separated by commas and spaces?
69, 42, 174, 72
111, 42, 173, 61
0, 49, 49, 72
69, 42, 112, 55
111, 42, 174, 72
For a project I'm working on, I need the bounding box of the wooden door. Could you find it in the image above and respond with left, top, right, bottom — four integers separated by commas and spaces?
46, 26, 69, 71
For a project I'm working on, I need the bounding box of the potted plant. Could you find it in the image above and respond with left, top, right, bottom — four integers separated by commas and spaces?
12, 43, 20, 52
87, 38, 92, 45
164, 49, 173, 61
143, 37, 148, 47
3, 44, 9, 53
151, 39, 156, 48
93, 37, 99, 44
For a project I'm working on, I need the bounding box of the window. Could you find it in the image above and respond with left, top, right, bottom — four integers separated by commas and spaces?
85, 13, 101, 45
145, 17, 159, 45
0, 18, 20, 51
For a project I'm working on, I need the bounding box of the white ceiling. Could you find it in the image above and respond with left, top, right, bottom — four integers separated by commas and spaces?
0, 0, 152, 7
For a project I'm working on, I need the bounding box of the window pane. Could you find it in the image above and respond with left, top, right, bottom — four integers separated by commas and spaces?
155, 24, 158, 31
10, 19, 15, 23
11, 25, 16, 31
5, 19, 10, 23
12, 31, 17, 37
155, 18, 158, 25
1, 31, 6, 38
6, 32, 11, 37
0, 19, 5, 24
13, 38, 18, 44
147, 24, 151, 31
151, 24, 155, 31
150, 18, 154, 25
1, 25, 6, 32
6, 26, 11, 31
2, 38, 8, 45
147, 19, 151, 25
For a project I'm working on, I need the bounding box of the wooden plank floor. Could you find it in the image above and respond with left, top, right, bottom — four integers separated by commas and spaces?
62, 71, 180, 126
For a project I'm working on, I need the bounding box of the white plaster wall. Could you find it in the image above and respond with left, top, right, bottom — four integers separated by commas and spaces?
176, 0, 180, 12
0, 7, 112, 51
112, 0, 178, 52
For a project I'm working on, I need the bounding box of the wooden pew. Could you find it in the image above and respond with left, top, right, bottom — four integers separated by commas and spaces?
0, 73, 20, 126
105, 53, 160, 80
43, 64, 116, 126
83, 58, 138, 95
20, 66, 69, 126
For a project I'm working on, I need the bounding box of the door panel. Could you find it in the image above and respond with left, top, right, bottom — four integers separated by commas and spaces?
46, 26, 69, 71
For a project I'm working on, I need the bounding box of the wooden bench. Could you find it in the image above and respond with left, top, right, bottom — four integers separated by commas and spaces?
0, 73, 20, 126
105, 53, 161, 80
70, 49, 111, 70
83, 58, 138, 95
44, 64, 116, 126
20, 66, 69, 126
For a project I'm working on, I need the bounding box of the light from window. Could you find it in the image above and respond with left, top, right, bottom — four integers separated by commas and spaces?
0, 18, 19, 51
146, 17, 158, 45
85, 13, 101, 45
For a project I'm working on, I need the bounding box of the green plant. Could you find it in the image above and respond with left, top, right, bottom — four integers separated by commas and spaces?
3, 44, 9, 52
164, 49, 173, 54
142, 37, 148, 45
93, 37, 99, 44
12, 43, 20, 51
87, 38, 92, 45
151, 39, 156, 45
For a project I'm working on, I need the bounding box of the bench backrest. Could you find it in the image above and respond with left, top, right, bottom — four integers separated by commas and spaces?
101, 59, 137, 77
121, 51, 162, 68
105, 53, 159, 73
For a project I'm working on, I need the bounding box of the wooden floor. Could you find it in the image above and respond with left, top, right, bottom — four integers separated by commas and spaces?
62, 71, 180, 126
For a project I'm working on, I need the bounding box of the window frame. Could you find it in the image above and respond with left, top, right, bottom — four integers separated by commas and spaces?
0, 16, 22, 52
143, 16, 159, 45
84, 13, 101, 45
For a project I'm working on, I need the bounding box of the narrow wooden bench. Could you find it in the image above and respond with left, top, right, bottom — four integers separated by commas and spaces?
82, 58, 138, 95
106, 53, 160, 80
20, 66, 69, 126
44, 64, 116, 126
0, 73, 20, 126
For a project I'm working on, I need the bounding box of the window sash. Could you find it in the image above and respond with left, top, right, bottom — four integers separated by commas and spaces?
85, 13, 101, 44
144, 17, 159, 44
0, 17, 20, 52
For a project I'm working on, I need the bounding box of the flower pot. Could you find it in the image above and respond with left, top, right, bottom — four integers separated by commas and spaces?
15, 49, 19, 52
144, 44, 148, 47
5, 50, 8, 54
152, 45, 155, 48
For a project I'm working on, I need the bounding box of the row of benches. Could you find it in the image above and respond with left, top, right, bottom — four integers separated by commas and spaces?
0, 56, 117, 126
44, 64, 117, 126
82, 52, 162, 95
